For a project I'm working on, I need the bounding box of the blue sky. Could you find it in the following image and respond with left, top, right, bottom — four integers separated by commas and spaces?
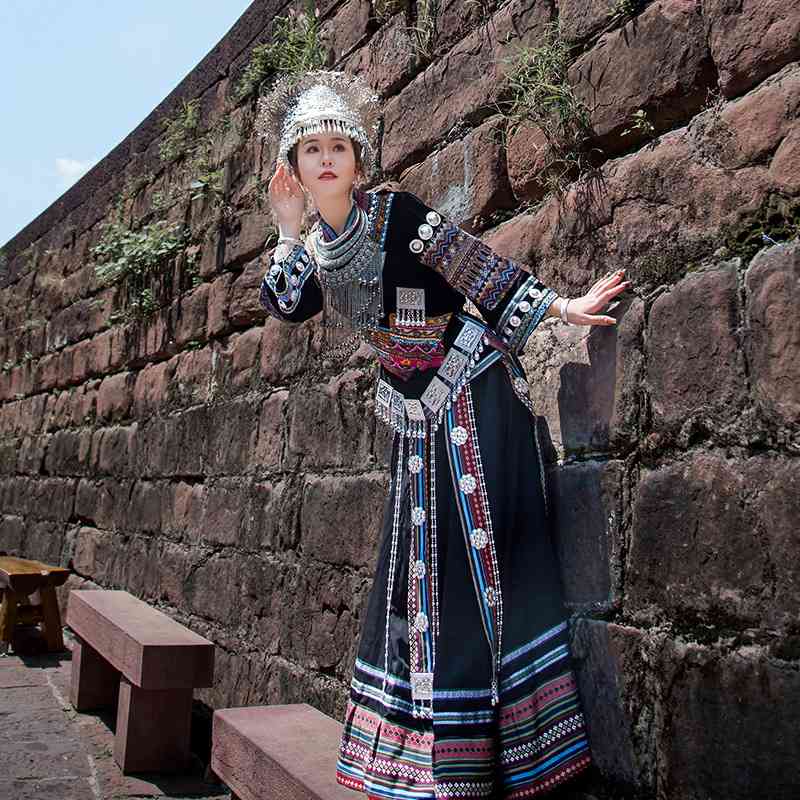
0, 1, 254, 247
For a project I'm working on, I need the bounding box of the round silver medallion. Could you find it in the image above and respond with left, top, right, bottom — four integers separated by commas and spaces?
426, 211, 442, 226
470, 528, 488, 549
450, 426, 468, 446
408, 455, 423, 474
518, 301, 531, 314
528, 286, 542, 300
417, 223, 434, 240
459, 474, 477, 494
411, 506, 426, 525
510, 315, 521, 328
409, 239, 424, 254
414, 612, 429, 632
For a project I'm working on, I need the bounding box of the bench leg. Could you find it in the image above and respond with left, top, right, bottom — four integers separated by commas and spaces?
0, 589, 19, 645
39, 585, 65, 652
114, 676, 193, 774
71, 635, 120, 711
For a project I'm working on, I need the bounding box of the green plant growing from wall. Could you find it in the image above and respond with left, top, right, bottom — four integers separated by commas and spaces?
498, 20, 597, 198
610, 0, 646, 20
374, 0, 408, 24
159, 98, 200, 163
406, 0, 440, 63
621, 109, 655, 138
91, 219, 189, 323
233, 0, 327, 103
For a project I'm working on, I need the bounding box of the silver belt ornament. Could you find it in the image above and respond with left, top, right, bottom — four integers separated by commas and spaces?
375, 318, 489, 437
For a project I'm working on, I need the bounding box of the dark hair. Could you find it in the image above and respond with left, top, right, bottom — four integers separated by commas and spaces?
288, 136, 364, 184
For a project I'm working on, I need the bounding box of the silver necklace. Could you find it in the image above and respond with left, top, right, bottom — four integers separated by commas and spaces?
309, 202, 385, 344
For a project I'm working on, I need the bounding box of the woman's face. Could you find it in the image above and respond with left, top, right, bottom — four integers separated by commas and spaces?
294, 132, 359, 200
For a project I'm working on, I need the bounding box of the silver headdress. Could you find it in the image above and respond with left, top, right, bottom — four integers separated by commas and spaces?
255, 70, 381, 181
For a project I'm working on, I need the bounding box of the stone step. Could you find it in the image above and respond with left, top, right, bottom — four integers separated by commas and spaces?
211, 704, 354, 800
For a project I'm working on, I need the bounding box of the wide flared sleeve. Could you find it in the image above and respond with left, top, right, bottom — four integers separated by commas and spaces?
258, 240, 323, 323
397, 190, 559, 354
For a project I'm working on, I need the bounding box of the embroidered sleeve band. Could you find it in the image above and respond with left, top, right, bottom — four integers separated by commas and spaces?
496, 273, 558, 354
261, 242, 316, 315
406, 195, 521, 311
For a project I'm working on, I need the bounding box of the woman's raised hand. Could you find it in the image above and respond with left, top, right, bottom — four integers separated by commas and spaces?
268, 162, 305, 233
566, 269, 631, 326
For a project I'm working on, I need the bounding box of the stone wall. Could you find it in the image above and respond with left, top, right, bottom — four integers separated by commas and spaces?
2, 1, 799, 798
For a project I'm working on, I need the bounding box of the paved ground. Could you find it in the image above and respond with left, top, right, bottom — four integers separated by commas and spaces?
1, 625, 608, 800
0, 626, 230, 800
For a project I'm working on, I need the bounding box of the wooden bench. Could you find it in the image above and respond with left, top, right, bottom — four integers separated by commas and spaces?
211, 704, 355, 800
0, 556, 70, 653
66, 589, 215, 774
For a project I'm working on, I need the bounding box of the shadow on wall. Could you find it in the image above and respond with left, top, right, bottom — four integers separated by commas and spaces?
536, 312, 640, 794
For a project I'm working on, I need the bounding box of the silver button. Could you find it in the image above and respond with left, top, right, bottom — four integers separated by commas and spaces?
510, 315, 521, 327
409, 239, 424, 254
418, 223, 434, 240
470, 528, 488, 549
459, 474, 477, 494
518, 301, 531, 313
426, 211, 442, 226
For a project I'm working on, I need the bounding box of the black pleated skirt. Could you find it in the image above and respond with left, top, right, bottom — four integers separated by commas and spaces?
336, 356, 592, 799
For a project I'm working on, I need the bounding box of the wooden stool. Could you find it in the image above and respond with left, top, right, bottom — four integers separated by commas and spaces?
0, 556, 70, 652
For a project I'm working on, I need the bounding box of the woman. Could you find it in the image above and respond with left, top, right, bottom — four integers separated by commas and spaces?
256, 70, 629, 799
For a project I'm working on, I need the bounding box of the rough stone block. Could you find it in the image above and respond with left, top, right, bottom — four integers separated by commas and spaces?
568, 0, 716, 156
259, 315, 321, 385
522, 297, 642, 456
340, 12, 417, 97
300, 473, 388, 569
241, 478, 298, 552
206, 399, 259, 475
132, 359, 175, 418
381, 0, 553, 174
96, 371, 133, 422
172, 346, 213, 405
207, 271, 233, 338
745, 242, 800, 426
252, 390, 288, 473
663, 638, 800, 799
626, 452, 800, 628
287, 369, 376, 470
321, 0, 372, 63
570, 619, 637, 788
549, 460, 625, 609
558, 0, 617, 44
399, 115, 514, 233
702, 0, 800, 98
647, 263, 747, 431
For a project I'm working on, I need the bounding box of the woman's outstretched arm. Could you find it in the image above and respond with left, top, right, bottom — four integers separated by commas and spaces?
396, 190, 629, 352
